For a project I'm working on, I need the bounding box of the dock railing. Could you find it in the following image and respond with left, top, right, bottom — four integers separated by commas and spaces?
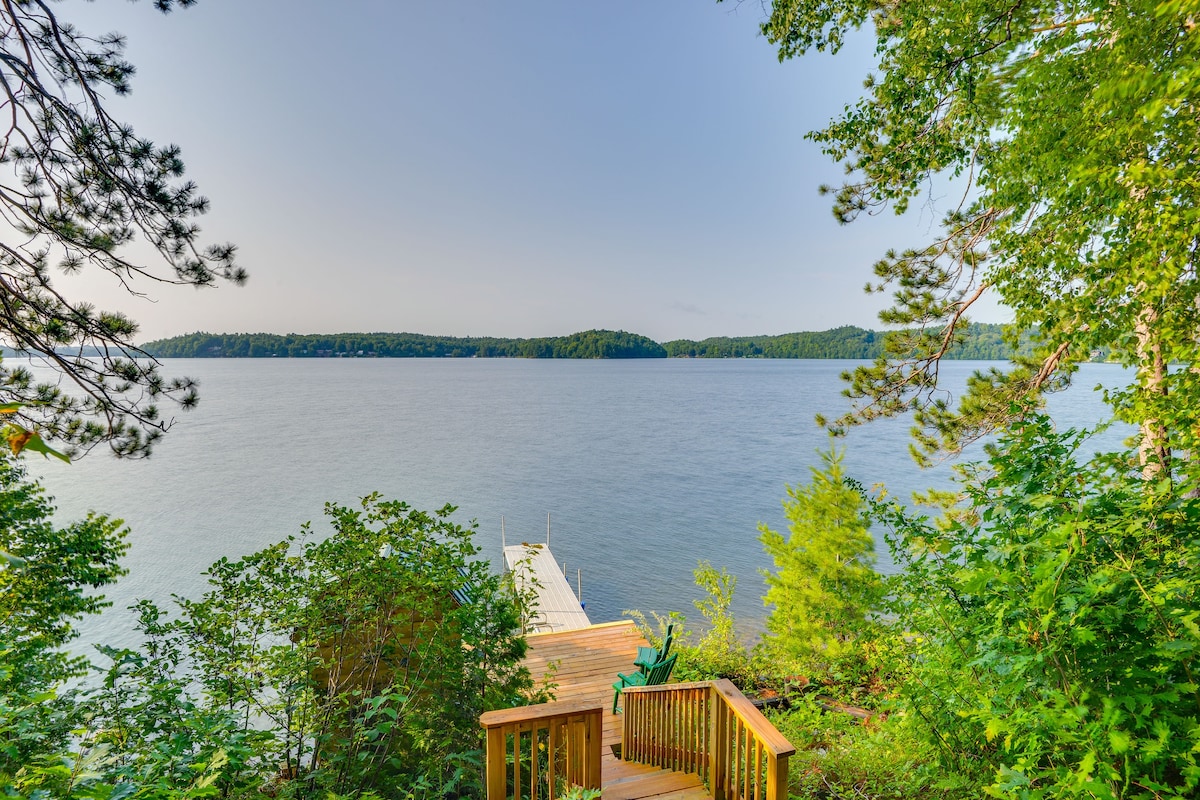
478, 697, 602, 800
622, 679, 796, 800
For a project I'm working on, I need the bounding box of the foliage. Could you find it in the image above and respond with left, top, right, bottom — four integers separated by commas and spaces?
0, 454, 127, 697
87, 495, 535, 799
142, 324, 1036, 361
874, 415, 1200, 798
0, 401, 70, 570
760, 442, 882, 684
747, 0, 1200, 468
769, 698, 974, 800
664, 322, 1034, 360
627, 561, 762, 687
2, 482, 535, 800
0, 0, 244, 457
687, 561, 747, 678
735, 3, 1200, 795
555, 788, 601, 800
142, 329, 667, 359
0, 452, 128, 797
1, 403, 69, 463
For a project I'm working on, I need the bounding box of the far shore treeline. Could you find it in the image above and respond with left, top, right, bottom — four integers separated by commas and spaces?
140, 324, 1034, 360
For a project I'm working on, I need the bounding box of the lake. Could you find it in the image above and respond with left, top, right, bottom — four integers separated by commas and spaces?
31, 358, 1125, 652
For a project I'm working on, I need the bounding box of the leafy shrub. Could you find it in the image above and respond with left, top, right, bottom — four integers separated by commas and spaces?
769, 698, 975, 800
876, 415, 1200, 798
1, 455, 536, 800
0, 453, 129, 799
627, 561, 772, 688
89, 495, 535, 799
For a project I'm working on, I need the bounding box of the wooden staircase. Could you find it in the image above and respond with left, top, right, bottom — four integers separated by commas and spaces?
479, 621, 794, 800
603, 759, 709, 799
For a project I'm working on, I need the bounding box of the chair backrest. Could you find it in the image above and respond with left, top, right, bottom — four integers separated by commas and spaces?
645, 653, 678, 686
659, 623, 675, 661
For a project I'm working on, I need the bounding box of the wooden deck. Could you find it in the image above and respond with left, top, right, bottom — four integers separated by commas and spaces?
522, 621, 709, 799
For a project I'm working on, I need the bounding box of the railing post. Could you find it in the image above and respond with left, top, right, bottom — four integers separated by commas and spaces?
586, 709, 602, 788
766, 752, 788, 800
709, 684, 727, 800
547, 718, 561, 793
485, 725, 506, 800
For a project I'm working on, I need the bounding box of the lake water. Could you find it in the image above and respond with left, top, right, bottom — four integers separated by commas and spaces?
30, 358, 1126, 653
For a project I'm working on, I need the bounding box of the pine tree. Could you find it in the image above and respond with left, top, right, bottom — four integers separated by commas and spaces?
759, 443, 880, 676
0, 1, 243, 457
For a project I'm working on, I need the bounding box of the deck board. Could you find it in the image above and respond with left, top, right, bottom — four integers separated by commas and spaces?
601, 762, 707, 800
520, 621, 712, 799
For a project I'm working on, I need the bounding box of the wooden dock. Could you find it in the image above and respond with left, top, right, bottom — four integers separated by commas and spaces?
503, 542, 591, 633
521, 621, 709, 799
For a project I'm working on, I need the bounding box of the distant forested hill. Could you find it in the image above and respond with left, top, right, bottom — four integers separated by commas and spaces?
140, 329, 667, 359
663, 323, 1029, 359
141, 324, 1031, 360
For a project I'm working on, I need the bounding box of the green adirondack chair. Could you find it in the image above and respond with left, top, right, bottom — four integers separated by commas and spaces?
633, 623, 674, 674
612, 653, 678, 714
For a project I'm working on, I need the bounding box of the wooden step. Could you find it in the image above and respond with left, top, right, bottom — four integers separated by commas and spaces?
600, 760, 708, 800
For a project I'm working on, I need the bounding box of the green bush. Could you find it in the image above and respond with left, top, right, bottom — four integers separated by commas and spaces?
90, 495, 535, 799
768, 698, 975, 800
2, 471, 537, 800
875, 415, 1200, 798
0, 452, 130, 800
627, 561, 768, 688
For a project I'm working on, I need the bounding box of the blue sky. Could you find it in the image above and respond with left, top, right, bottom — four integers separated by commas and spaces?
59, 0, 1004, 342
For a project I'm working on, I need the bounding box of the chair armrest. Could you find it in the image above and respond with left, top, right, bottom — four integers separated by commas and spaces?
616, 671, 646, 688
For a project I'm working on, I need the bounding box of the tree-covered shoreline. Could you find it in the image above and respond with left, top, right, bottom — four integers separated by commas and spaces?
141, 323, 1033, 360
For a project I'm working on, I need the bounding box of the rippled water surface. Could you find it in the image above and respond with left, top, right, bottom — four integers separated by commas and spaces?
32, 358, 1125, 651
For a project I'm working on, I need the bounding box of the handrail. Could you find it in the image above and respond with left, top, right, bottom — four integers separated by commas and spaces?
622, 679, 796, 800
479, 698, 603, 800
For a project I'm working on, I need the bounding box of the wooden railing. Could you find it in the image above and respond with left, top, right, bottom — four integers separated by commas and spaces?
478, 697, 602, 800
622, 679, 796, 800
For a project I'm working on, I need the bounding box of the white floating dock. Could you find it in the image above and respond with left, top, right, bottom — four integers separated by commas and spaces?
503, 543, 591, 634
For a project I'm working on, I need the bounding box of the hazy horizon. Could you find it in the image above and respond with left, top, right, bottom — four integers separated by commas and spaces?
139, 321, 954, 345
53, 1, 1010, 344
